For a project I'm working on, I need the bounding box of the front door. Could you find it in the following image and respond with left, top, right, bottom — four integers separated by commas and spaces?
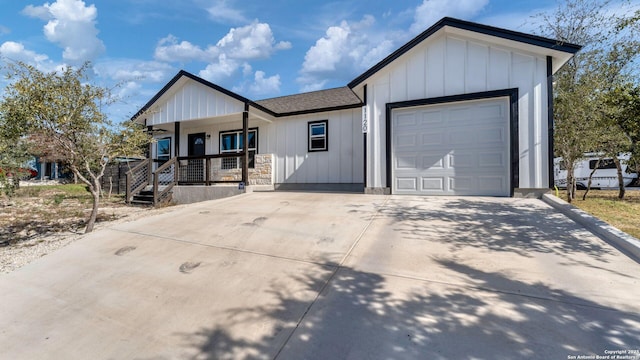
185, 133, 206, 183
188, 133, 206, 157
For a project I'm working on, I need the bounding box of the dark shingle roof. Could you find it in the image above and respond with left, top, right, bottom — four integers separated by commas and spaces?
255, 87, 363, 116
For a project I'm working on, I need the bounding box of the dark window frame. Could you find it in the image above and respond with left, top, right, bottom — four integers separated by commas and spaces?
157, 137, 171, 161
308, 120, 328, 152
219, 128, 258, 169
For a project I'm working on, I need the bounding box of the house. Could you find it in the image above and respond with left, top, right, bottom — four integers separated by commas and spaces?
130, 17, 580, 203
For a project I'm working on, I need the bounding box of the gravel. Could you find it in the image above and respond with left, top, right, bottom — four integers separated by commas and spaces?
0, 204, 179, 275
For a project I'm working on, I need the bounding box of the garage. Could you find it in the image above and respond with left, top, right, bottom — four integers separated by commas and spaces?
391, 97, 511, 196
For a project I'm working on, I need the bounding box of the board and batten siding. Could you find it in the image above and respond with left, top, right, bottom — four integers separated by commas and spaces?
264, 109, 364, 185
145, 80, 245, 126
364, 33, 550, 190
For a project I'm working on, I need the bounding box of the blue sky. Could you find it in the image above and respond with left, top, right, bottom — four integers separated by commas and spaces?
0, 0, 619, 122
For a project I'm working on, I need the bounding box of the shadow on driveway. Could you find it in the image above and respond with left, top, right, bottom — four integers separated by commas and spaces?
377, 197, 616, 261
177, 259, 640, 359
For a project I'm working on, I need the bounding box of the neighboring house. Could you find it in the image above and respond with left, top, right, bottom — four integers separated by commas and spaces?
132, 17, 580, 197
33, 157, 66, 181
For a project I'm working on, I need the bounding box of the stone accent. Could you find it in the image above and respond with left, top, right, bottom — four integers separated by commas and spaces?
211, 153, 273, 185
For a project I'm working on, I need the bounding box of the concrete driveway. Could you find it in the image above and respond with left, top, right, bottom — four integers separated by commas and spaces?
1, 192, 639, 359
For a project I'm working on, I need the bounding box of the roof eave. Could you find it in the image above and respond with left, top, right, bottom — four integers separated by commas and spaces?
274, 103, 364, 118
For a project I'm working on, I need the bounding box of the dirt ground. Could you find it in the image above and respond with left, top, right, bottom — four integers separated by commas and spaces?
0, 181, 175, 274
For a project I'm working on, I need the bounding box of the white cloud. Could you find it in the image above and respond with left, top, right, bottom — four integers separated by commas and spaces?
216, 22, 290, 60
249, 71, 280, 95
94, 60, 174, 83
0, 41, 56, 71
297, 1, 492, 92
206, 0, 248, 24
198, 53, 241, 83
22, 0, 105, 64
298, 15, 395, 91
154, 35, 219, 63
0, 41, 49, 62
154, 22, 290, 87
410, 0, 489, 34
0, 25, 10, 36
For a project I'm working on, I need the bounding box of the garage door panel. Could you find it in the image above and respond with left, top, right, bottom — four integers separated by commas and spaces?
395, 134, 417, 148
478, 176, 506, 193
449, 153, 474, 168
421, 155, 444, 169
421, 132, 444, 146
395, 112, 418, 127
392, 98, 510, 196
420, 110, 444, 126
396, 177, 418, 191
474, 104, 504, 120
449, 108, 471, 123
449, 176, 473, 192
476, 127, 506, 144
449, 130, 477, 145
478, 153, 506, 168
421, 177, 445, 191
395, 155, 417, 169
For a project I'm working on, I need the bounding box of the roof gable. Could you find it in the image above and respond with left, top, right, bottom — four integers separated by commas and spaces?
132, 70, 274, 122
348, 17, 581, 88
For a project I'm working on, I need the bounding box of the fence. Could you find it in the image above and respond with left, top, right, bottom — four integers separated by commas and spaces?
101, 161, 142, 195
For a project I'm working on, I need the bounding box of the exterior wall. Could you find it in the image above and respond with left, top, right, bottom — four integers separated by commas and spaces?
157, 109, 363, 186
145, 80, 245, 126
362, 32, 550, 190
263, 109, 364, 185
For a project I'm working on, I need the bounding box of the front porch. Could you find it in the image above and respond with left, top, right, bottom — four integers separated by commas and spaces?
125, 152, 274, 206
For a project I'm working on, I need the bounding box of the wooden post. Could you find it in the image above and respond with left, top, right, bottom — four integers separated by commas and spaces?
205, 157, 211, 186
174, 121, 180, 158
242, 103, 249, 185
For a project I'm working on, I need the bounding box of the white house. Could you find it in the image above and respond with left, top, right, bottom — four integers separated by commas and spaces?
131, 17, 580, 199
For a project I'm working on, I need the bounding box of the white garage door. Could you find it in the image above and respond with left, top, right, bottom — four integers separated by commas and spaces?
392, 98, 510, 196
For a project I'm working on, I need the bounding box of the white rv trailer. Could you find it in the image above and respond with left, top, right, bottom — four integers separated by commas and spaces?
554, 153, 638, 189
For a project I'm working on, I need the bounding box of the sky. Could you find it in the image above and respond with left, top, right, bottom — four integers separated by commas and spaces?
0, 0, 627, 122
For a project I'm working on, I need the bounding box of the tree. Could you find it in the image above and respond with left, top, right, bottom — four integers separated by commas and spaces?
0, 61, 150, 233
606, 83, 640, 170
536, 0, 640, 202
0, 129, 32, 195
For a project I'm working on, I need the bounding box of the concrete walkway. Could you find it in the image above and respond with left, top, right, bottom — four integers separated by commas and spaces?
1, 192, 638, 359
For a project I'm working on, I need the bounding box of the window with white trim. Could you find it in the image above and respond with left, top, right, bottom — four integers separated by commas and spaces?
308, 120, 328, 152
219, 129, 257, 170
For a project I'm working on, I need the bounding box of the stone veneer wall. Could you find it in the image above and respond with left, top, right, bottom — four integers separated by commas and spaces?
211, 153, 273, 185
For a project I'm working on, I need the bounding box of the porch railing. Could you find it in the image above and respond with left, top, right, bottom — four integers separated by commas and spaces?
153, 157, 178, 206
177, 153, 246, 185
125, 158, 152, 203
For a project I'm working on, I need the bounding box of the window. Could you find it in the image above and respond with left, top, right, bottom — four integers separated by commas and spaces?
157, 137, 171, 162
308, 120, 328, 152
219, 129, 258, 169
589, 159, 616, 170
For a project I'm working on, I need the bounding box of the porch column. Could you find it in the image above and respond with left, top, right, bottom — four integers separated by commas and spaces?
174, 121, 181, 158
146, 125, 153, 159
242, 103, 249, 185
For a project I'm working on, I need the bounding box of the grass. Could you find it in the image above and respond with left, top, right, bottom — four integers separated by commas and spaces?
568, 189, 640, 239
